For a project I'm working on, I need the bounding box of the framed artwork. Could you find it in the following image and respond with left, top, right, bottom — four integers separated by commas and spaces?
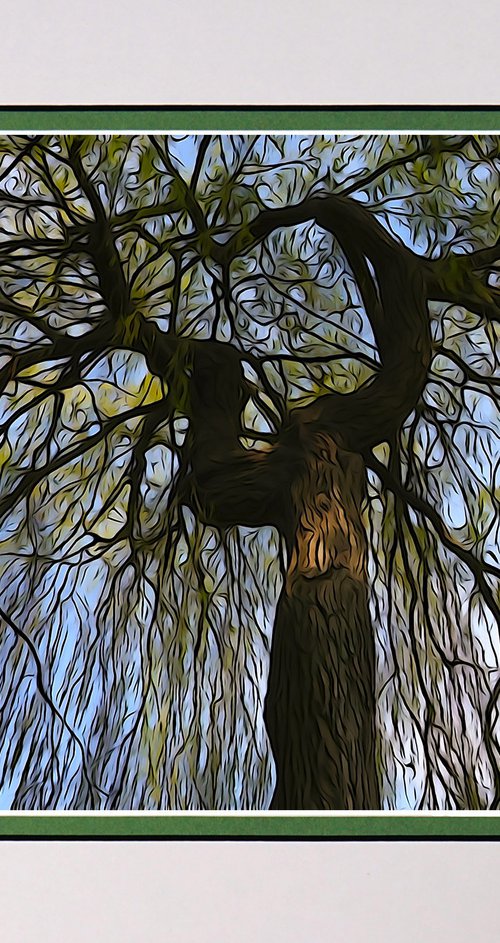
0, 107, 499, 845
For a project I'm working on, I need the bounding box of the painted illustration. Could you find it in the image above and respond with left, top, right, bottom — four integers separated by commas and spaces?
0, 132, 499, 811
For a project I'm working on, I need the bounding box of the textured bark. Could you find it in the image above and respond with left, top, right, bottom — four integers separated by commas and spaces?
186, 342, 298, 530
104, 188, 496, 810
181, 197, 434, 809
265, 434, 380, 809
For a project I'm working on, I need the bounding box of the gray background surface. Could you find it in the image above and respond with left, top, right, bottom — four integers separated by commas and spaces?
0, 0, 498, 104
0, 840, 497, 942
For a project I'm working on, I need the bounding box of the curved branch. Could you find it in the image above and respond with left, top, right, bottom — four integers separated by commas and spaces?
120, 191, 436, 526
436, 347, 500, 390
338, 146, 427, 198
214, 193, 432, 450
0, 136, 42, 186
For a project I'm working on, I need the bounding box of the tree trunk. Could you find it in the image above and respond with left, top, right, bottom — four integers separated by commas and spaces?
265, 433, 380, 809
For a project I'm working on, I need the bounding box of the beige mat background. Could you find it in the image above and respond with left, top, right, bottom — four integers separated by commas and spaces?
0, 0, 497, 105
0, 839, 497, 942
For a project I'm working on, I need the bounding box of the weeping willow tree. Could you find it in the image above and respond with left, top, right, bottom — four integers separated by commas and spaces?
0, 133, 499, 810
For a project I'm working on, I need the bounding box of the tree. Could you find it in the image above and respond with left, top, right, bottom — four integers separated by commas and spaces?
0, 132, 499, 810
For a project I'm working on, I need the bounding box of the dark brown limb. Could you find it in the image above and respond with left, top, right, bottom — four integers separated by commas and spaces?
265, 434, 380, 809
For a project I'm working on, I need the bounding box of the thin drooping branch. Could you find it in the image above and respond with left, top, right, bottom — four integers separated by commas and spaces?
485, 675, 500, 809
386, 438, 484, 808
366, 452, 500, 623
0, 399, 166, 527
373, 441, 500, 809
0, 602, 104, 806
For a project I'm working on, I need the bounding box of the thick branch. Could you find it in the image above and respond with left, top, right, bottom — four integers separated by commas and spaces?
214, 194, 432, 450
0, 314, 115, 397
181, 339, 296, 531
66, 140, 131, 326
124, 192, 435, 524
111, 198, 181, 230
425, 244, 500, 321
0, 291, 64, 343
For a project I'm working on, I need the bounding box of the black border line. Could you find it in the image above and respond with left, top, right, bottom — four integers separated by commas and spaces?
0, 105, 499, 112
2, 834, 500, 842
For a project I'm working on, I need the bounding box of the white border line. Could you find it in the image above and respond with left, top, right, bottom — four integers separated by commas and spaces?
3, 128, 500, 135
1, 810, 500, 818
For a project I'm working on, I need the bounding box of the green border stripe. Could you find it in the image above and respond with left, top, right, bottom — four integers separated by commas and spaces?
0, 109, 499, 131
2, 816, 500, 838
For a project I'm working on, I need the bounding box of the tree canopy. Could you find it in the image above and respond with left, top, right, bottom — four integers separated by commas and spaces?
0, 133, 499, 809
